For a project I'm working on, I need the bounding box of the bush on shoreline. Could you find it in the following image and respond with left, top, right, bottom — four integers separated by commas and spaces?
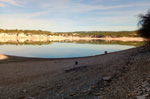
138, 10, 150, 41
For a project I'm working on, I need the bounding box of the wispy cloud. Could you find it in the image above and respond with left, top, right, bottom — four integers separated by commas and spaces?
0, 15, 77, 32
0, 12, 137, 32
0, 0, 148, 32
103, 3, 150, 10
0, 3, 5, 7
0, 11, 51, 19
40, 1, 150, 13
26, 11, 51, 18
0, 0, 24, 7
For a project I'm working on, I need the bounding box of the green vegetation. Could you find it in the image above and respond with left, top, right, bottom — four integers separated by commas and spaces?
0, 41, 53, 45
55, 31, 140, 37
0, 29, 140, 37
0, 29, 52, 35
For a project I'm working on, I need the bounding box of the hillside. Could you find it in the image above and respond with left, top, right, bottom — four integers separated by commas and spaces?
0, 29, 139, 38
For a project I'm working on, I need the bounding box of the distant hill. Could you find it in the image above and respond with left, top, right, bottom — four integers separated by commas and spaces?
0, 29, 139, 38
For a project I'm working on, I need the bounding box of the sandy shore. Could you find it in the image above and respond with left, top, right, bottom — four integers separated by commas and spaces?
0, 45, 150, 99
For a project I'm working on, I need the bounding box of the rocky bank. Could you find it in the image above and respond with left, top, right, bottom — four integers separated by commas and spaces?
0, 44, 150, 99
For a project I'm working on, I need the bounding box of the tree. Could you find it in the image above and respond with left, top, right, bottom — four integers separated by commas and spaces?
138, 10, 150, 41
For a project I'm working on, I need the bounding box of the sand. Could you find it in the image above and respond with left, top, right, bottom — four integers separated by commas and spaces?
0, 55, 8, 60
0, 45, 150, 99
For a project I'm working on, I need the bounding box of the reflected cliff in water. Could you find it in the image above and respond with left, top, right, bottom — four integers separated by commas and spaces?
0, 33, 144, 46
0, 39, 144, 47
0, 34, 145, 58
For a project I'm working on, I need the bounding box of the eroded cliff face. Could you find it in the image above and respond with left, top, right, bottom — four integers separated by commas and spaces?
0, 33, 60, 42
0, 33, 144, 44
0, 33, 95, 43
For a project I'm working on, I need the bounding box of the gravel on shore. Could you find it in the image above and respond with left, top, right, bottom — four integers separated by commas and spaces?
0, 45, 150, 99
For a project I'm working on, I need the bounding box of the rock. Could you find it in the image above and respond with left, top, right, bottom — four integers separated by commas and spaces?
137, 91, 143, 95
143, 94, 149, 97
65, 66, 87, 73
99, 77, 104, 83
136, 96, 145, 99
142, 88, 145, 91
146, 87, 150, 92
91, 85, 97, 89
70, 93, 76, 97
93, 93, 101, 96
136, 94, 149, 99
142, 81, 148, 87
23, 97, 34, 99
23, 90, 26, 93
98, 96, 104, 99
103, 76, 112, 82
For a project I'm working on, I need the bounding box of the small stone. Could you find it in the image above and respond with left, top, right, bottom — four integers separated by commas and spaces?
142, 82, 148, 87
143, 94, 149, 97
146, 87, 150, 92
23, 90, 26, 93
70, 93, 76, 96
60, 91, 64, 94
23, 97, 34, 99
103, 76, 112, 82
136, 94, 149, 99
98, 96, 104, 99
92, 85, 97, 89
99, 77, 104, 83
93, 93, 101, 96
142, 88, 146, 91
137, 91, 143, 95
136, 96, 145, 99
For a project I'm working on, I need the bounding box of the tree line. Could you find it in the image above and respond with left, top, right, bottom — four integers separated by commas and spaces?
0, 29, 140, 37
0, 29, 52, 35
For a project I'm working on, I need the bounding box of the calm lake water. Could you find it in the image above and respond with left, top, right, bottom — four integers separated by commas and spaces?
0, 42, 135, 58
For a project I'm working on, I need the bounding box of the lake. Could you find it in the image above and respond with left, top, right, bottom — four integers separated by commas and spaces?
0, 41, 136, 58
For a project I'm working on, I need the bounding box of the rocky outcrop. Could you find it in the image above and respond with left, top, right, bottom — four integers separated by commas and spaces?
0, 33, 144, 43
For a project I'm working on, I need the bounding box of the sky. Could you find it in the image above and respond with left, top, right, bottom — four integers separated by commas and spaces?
0, 0, 150, 32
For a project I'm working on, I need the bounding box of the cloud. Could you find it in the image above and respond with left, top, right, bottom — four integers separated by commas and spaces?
0, 0, 144, 32
0, 3, 5, 7
26, 11, 51, 18
0, 15, 78, 32
0, 11, 51, 19
0, 0, 24, 7
74, 26, 137, 32
0, 13, 137, 32
40, 1, 150, 13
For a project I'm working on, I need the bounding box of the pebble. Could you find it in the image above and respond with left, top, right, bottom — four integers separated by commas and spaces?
23, 90, 26, 93
103, 76, 112, 82
136, 95, 146, 99
137, 91, 143, 95
143, 94, 149, 97
23, 97, 34, 99
136, 94, 149, 99
98, 96, 104, 99
146, 87, 150, 92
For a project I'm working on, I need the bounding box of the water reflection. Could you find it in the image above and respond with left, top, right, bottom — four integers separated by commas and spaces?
0, 42, 136, 58
0, 40, 144, 46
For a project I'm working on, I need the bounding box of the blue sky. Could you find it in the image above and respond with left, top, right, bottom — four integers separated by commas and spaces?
0, 0, 150, 32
